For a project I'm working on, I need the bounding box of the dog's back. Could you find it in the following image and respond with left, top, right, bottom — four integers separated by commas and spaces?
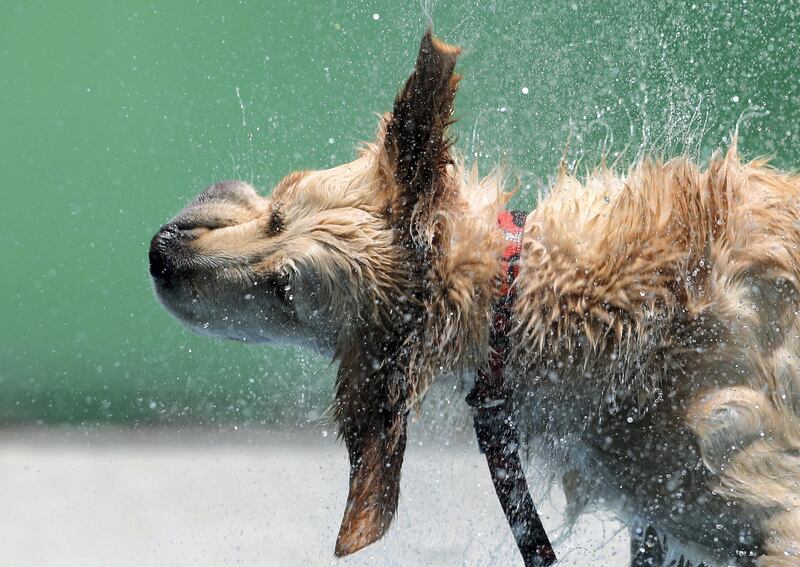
512, 147, 800, 565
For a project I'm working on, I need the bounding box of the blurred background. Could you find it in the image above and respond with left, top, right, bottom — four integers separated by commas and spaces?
1, 1, 798, 565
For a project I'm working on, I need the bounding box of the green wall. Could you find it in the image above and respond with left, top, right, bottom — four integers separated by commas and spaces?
2, 1, 798, 424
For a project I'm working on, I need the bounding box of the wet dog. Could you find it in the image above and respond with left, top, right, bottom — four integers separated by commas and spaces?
149, 30, 800, 566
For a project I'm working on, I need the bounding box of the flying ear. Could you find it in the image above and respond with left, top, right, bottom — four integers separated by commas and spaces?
383, 29, 461, 238
332, 348, 408, 557
332, 30, 461, 557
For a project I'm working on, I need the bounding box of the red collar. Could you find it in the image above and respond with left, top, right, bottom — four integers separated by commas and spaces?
496, 209, 526, 295
468, 210, 527, 407
465, 210, 556, 566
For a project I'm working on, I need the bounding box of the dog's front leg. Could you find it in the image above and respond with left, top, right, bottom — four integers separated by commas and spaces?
630, 525, 667, 567
332, 346, 409, 557
630, 526, 712, 567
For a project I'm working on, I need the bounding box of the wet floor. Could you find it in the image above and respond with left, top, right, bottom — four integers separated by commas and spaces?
1, 427, 627, 566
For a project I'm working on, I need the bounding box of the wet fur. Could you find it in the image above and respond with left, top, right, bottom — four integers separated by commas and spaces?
513, 152, 800, 566
150, 31, 800, 566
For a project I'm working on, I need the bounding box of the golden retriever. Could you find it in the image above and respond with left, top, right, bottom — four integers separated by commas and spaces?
149, 29, 800, 566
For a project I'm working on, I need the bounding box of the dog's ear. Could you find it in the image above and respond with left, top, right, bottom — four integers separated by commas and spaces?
332, 347, 408, 557
331, 29, 461, 557
383, 28, 461, 239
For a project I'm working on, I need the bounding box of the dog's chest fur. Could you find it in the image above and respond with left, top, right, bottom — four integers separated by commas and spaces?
510, 352, 759, 564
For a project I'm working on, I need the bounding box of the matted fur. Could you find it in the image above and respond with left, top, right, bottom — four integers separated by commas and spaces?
149, 30, 800, 566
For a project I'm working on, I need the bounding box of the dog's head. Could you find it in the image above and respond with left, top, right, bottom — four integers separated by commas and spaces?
150, 30, 460, 353
150, 30, 471, 556
148, 164, 404, 354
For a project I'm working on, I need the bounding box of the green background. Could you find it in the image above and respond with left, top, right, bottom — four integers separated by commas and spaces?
2, 1, 798, 425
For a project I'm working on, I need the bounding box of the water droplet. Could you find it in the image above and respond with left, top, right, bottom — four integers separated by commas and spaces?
521, 86, 529, 95
372, 13, 380, 20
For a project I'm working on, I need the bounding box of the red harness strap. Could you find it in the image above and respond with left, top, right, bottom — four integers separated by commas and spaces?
466, 210, 557, 567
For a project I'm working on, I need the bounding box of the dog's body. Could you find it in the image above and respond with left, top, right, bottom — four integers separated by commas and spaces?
513, 155, 800, 566
149, 31, 800, 566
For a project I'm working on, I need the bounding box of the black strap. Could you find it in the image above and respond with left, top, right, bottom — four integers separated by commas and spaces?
467, 393, 557, 566
468, 208, 555, 565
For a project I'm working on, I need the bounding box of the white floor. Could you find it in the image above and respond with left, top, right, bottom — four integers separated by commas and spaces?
0, 426, 628, 566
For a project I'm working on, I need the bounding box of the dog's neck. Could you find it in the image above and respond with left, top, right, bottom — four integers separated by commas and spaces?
284, 153, 509, 378
338, 155, 510, 381
420, 160, 511, 373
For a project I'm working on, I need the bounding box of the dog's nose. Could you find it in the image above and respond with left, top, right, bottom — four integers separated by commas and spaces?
149, 224, 182, 282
